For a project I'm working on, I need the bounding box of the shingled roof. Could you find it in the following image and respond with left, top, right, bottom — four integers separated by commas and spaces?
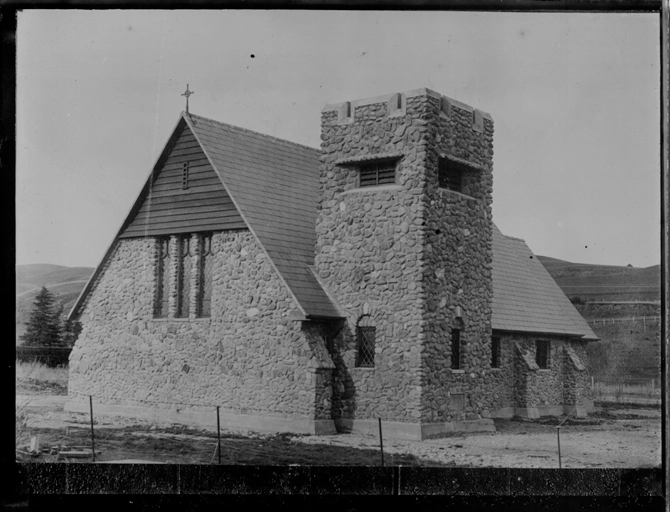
491, 224, 598, 340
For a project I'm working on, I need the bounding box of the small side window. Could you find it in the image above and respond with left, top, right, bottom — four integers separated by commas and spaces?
450, 328, 461, 370
536, 340, 550, 369
491, 336, 501, 368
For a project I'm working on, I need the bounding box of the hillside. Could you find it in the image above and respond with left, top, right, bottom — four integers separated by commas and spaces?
535, 256, 661, 379
16, 264, 94, 345
536, 256, 660, 302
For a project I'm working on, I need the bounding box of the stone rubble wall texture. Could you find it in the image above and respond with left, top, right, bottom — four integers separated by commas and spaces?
68, 231, 335, 421
509, 335, 591, 410
316, 91, 498, 424
420, 95, 494, 423
317, 90, 589, 426
316, 97, 428, 422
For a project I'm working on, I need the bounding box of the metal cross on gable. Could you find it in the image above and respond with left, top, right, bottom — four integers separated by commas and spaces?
182, 84, 194, 113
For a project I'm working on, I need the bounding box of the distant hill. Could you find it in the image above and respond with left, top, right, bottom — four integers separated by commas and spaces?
15, 256, 660, 347
536, 256, 660, 302
536, 256, 661, 379
16, 264, 94, 345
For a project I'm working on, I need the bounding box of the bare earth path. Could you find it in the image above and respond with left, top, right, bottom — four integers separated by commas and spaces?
16, 394, 661, 468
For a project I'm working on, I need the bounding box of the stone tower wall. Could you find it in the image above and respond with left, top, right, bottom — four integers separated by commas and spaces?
420, 94, 495, 422
316, 92, 430, 422
317, 89, 495, 424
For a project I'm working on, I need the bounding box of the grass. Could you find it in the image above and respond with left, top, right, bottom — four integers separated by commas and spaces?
16, 399, 32, 449
22, 424, 443, 466
16, 361, 68, 395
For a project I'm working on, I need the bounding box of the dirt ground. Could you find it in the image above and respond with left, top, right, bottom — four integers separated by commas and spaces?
16, 389, 662, 468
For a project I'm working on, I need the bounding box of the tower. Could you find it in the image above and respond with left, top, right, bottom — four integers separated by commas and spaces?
316, 88, 495, 438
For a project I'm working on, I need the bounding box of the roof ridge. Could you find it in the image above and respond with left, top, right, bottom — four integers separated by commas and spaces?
188, 112, 320, 156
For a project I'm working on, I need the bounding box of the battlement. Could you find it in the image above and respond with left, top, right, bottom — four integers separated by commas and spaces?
322, 87, 493, 128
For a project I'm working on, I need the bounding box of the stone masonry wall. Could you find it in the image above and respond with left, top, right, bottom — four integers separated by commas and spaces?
504, 334, 591, 411
317, 90, 496, 425
69, 231, 334, 421
420, 95, 494, 423
317, 95, 428, 422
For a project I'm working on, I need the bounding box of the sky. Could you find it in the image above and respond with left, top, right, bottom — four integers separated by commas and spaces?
16, 10, 661, 269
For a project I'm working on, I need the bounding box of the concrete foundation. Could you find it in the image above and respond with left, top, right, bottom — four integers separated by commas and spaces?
485, 404, 593, 420
334, 418, 496, 440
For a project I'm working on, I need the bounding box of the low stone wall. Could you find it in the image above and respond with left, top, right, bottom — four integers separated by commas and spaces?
68, 231, 335, 429
482, 334, 592, 417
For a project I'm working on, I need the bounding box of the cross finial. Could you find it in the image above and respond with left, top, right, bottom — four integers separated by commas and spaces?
182, 84, 194, 113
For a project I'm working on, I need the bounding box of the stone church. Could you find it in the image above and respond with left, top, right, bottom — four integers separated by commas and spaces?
66, 88, 598, 439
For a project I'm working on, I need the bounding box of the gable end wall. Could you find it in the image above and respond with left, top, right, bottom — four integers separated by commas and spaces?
68, 230, 335, 428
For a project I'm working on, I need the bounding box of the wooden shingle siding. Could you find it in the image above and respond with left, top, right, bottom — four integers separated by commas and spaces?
119, 124, 245, 238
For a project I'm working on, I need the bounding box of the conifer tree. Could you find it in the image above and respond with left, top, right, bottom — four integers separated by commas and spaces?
20, 286, 63, 347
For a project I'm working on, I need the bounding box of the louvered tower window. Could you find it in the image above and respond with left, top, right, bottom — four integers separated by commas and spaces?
197, 234, 213, 317
359, 161, 396, 187
154, 237, 170, 318
438, 158, 464, 193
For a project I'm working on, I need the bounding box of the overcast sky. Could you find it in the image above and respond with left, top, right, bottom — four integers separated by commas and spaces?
16, 10, 660, 269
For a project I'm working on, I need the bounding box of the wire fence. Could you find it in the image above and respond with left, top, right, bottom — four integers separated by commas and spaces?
590, 376, 661, 403
586, 316, 661, 329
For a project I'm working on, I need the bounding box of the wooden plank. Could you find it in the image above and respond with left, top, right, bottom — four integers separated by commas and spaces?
170, 138, 200, 151
143, 184, 226, 198
130, 207, 242, 223
137, 190, 229, 206
148, 182, 224, 196
128, 212, 244, 228
123, 221, 248, 234
162, 152, 210, 166
135, 197, 234, 214
167, 144, 201, 158
161, 156, 212, 169
154, 168, 214, 183
167, 147, 205, 163
154, 174, 222, 188
120, 220, 248, 238
154, 166, 214, 182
